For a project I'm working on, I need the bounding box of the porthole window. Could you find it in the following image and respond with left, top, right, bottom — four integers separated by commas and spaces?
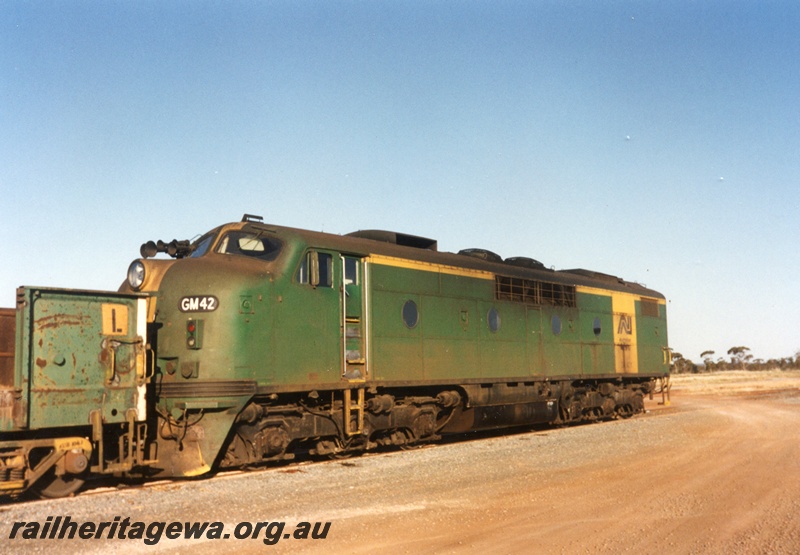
593, 317, 602, 337
402, 300, 419, 329
487, 307, 501, 333
551, 315, 562, 336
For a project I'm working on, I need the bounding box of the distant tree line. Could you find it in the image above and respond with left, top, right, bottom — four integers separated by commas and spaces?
670, 346, 800, 373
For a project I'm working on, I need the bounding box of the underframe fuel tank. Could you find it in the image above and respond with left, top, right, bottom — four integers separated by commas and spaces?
0, 287, 148, 432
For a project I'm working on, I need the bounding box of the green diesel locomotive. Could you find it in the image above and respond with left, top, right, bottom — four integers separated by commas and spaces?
0, 215, 670, 498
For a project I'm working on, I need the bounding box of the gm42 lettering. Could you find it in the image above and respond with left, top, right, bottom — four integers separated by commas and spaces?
180, 296, 218, 312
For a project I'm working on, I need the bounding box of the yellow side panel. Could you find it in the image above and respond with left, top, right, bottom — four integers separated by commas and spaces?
612, 294, 637, 374
368, 254, 495, 280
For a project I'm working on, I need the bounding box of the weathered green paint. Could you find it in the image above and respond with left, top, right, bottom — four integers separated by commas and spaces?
477, 300, 527, 379
539, 307, 582, 377
577, 293, 616, 376
636, 300, 669, 375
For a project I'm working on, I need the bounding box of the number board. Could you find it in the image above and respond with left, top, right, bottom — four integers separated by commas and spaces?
179, 296, 219, 312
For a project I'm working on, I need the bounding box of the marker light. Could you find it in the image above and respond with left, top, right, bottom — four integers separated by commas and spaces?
186, 319, 202, 349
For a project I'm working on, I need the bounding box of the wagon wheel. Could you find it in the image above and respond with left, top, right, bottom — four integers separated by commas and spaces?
33, 469, 86, 499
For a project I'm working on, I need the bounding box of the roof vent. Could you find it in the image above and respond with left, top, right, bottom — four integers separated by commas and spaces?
347, 230, 437, 251
504, 256, 546, 269
564, 269, 624, 284
457, 248, 503, 263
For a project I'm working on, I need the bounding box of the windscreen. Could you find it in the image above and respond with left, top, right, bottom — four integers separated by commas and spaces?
189, 232, 217, 258
216, 231, 282, 261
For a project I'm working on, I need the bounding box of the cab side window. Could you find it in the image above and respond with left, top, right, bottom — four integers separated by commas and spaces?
344, 257, 358, 285
296, 251, 333, 288
317, 253, 332, 287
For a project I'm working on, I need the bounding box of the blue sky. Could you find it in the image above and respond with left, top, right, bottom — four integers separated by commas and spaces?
1, 1, 798, 364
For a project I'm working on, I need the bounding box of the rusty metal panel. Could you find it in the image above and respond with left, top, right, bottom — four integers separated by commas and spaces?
17, 288, 147, 430
0, 308, 15, 388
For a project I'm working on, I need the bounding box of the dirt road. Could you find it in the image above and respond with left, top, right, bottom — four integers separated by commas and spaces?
3, 371, 800, 554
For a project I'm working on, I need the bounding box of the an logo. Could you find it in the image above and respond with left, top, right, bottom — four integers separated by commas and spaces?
617, 314, 632, 335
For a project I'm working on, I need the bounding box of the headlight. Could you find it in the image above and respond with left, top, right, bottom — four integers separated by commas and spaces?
127, 260, 146, 290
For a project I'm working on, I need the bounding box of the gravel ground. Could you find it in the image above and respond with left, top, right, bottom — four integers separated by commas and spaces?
3, 371, 800, 554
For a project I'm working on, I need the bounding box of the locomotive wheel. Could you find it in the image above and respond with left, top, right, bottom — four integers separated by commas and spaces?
33, 470, 86, 499
399, 430, 423, 450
